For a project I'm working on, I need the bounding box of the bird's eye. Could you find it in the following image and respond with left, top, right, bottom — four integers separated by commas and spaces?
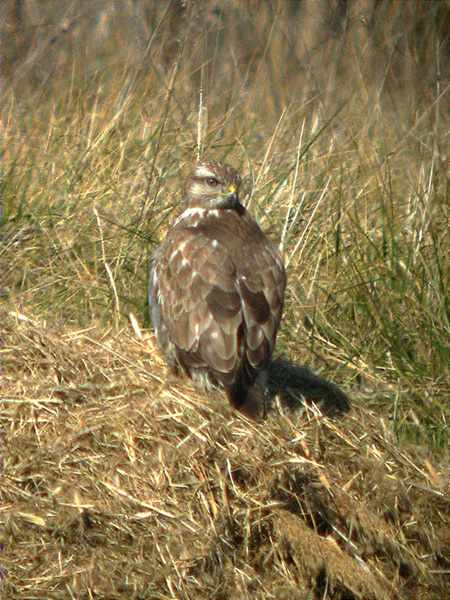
206, 177, 220, 187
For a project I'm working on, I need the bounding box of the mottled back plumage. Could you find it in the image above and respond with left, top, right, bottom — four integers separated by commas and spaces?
149, 159, 286, 417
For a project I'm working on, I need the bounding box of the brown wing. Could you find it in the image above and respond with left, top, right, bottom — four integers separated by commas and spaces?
236, 235, 286, 371
155, 221, 285, 385
155, 226, 242, 378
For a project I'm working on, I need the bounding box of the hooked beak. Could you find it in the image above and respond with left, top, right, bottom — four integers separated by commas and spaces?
214, 185, 241, 209
218, 184, 239, 209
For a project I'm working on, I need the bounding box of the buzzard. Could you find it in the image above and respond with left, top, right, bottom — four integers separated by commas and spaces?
149, 160, 286, 417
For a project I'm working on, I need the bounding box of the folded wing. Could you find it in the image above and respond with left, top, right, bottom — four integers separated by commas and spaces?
151, 223, 285, 398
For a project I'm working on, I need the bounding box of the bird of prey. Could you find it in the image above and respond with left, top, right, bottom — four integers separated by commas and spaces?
149, 159, 286, 417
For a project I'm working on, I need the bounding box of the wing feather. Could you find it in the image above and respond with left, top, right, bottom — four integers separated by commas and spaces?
155, 227, 242, 375
152, 211, 286, 391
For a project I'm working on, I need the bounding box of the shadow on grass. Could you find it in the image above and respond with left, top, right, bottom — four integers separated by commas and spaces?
267, 357, 350, 417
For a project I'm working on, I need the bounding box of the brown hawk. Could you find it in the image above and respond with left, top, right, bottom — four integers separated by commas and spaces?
149, 159, 286, 417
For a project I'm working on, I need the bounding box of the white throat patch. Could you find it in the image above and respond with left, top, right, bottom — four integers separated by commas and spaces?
175, 207, 220, 226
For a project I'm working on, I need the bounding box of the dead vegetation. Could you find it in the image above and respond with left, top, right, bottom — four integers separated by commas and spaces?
1, 1, 449, 598
1, 310, 449, 598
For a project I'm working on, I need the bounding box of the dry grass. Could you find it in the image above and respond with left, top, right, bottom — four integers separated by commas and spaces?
1, 311, 449, 598
1, 1, 449, 598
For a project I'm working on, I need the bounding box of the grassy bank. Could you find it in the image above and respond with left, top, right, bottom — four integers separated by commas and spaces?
1, 1, 448, 598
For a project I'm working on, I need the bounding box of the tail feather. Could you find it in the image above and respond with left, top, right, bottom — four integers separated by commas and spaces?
225, 371, 267, 420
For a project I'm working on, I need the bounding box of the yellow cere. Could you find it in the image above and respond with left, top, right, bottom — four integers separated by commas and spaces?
228, 184, 236, 194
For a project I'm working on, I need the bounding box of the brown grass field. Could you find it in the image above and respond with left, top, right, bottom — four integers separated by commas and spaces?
1, 1, 449, 598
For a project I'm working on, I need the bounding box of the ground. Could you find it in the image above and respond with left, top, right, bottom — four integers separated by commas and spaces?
1, 311, 448, 598
0, 1, 449, 598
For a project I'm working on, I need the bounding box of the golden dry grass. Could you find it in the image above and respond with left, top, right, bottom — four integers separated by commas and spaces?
1, 310, 449, 598
1, 1, 449, 598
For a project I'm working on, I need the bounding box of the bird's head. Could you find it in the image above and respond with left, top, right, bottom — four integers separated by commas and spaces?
185, 160, 242, 210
